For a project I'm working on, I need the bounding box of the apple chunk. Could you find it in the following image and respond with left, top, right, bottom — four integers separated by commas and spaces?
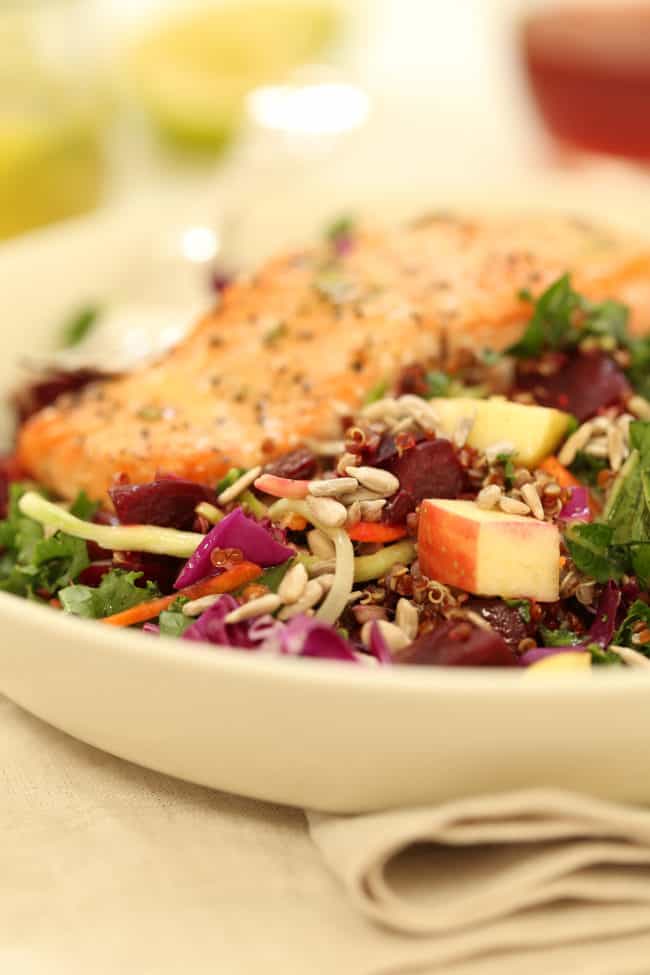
430, 397, 570, 468
418, 499, 560, 602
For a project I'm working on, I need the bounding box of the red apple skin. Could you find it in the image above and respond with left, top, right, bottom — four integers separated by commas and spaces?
418, 501, 479, 591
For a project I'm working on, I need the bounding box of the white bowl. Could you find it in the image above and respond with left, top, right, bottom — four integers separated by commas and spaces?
2, 170, 650, 813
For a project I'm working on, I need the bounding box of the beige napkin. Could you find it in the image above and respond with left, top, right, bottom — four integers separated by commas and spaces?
308, 790, 650, 974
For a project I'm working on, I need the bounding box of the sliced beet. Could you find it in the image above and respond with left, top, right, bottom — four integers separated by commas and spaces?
79, 554, 180, 592
516, 351, 630, 421
464, 598, 534, 652
400, 620, 519, 667
384, 439, 464, 506
109, 476, 216, 529
265, 447, 317, 480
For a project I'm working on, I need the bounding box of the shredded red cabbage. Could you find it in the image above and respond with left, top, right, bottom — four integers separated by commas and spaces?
174, 507, 294, 589
589, 580, 622, 647
520, 645, 582, 665
559, 486, 591, 524
181, 595, 362, 662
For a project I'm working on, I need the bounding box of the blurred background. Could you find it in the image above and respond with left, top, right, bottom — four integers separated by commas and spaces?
4, 0, 650, 243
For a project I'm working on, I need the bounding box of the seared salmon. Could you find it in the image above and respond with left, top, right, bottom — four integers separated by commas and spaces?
17, 213, 650, 502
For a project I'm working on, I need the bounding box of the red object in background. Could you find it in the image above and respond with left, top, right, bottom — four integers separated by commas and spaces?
522, 4, 650, 160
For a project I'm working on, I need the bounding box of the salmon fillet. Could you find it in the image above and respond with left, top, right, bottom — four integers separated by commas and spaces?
17, 213, 650, 502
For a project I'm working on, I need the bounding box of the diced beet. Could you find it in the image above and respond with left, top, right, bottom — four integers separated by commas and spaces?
464, 598, 535, 652
399, 620, 519, 667
79, 554, 180, 592
516, 351, 630, 421
13, 368, 112, 424
109, 477, 217, 529
384, 439, 464, 506
265, 447, 317, 480
396, 363, 430, 398
383, 489, 416, 524
78, 561, 114, 587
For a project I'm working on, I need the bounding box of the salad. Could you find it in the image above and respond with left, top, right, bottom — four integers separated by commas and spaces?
2, 274, 650, 671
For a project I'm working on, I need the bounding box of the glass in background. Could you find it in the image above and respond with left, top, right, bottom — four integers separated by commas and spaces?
521, 0, 650, 161
0, 0, 109, 241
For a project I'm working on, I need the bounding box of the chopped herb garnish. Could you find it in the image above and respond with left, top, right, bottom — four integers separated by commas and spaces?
613, 600, 650, 653
363, 379, 388, 405
69, 490, 99, 521
508, 274, 629, 358
496, 453, 516, 487
60, 304, 102, 348
504, 598, 532, 623
424, 370, 453, 398
262, 321, 287, 345
136, 405, 163, 422
564, 522, 626, 583
255, 558, 295, 593
588, 643, 623, 666
159, 598, 192, 637
325, 214, 355, 245
0, 483, 89, 597
539, 626, 582, 647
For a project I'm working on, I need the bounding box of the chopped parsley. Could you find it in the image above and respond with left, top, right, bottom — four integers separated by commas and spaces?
60, 304, 102, 348
0, 484, 89, 597
159, 598, 192, 637
59, 569, 159, 619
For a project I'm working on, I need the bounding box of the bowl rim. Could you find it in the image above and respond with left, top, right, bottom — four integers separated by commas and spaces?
3, 589, 649, 696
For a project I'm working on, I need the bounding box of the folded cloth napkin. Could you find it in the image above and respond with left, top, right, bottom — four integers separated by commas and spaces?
307, 789, 650, 975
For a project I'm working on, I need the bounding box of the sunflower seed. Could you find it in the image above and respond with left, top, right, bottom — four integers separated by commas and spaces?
609, 645, 650, 669
306, 495, 348, 528
395, 598, 418, 641
361, 397, 400, 421
346, 501, 362, 526
218, 465, 262, 505
397, 394, 438, 431
308, 476, 358, 497
306, 558, 337, 577
340, 487, 387, 504
307, 528, 335, 559
361, 619, 410, 653
306, 439, 345, 456
278, 579, 323, 620
315, 573, 335, 591
498, 495, 530, 515
520, 482, 544, 520
277, 562, 308, 604
558, 421, 594, 466
453, 414, 475, 448
583, 441, 609, 459
225, 593, 282, 623
182, 594, 221, 617
336, 451, 358, 475
344, 465, 399, 496
607, 425, 626, 472
628, 395, 650, 420
359, 499, 386, 522
476, 484, 502, 509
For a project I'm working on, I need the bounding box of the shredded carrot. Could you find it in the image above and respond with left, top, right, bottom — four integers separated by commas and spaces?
539, 456, 581, 488
283, 513, 308, 532
49, 597, 62, 609
347, 522, 408, 543
100, 561, 262, 627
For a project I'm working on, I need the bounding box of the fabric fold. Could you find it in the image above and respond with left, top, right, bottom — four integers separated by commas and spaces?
307, 789, 650, 972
